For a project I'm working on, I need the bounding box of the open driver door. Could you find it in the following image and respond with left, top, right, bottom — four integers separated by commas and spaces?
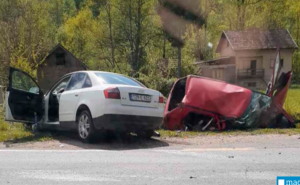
5, 67, 44, 124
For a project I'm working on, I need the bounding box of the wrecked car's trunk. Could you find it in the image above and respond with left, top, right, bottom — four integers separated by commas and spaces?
163, 72, 295, 131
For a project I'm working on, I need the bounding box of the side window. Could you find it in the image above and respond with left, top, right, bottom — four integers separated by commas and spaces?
11, 71, 39, 94
82, 75, 92, 88
66, 73, 86, 91
52, 76, 71, 94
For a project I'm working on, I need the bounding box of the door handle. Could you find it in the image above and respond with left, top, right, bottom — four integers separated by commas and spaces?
27, 96, 31, 100
75, 94, 78, 97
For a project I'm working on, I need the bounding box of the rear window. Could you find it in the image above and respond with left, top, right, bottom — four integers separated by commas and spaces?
95, 72, 143, 87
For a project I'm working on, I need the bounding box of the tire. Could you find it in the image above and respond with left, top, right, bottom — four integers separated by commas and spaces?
137, 130, 154, 139
77, 110, 96, 143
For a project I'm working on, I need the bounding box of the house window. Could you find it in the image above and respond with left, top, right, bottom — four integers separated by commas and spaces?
56, 53, 65, 65
270, 59, 284, 68
245, 82, 256, 88
280, 59, 284, 68
250, 60, 257, 75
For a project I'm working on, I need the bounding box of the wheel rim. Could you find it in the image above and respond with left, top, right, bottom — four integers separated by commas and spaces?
78, 114, 90, 139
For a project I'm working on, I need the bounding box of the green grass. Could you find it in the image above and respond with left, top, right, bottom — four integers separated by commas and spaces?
0, 121, 52, 143
0, 107, 52, 143
290, 84, 300, 89
159, 124, 300, 138
284, 88, 300, 120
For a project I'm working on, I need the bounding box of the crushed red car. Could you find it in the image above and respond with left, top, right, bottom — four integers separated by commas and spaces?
163, 52, 295, 131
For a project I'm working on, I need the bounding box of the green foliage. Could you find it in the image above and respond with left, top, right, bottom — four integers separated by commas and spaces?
49, 0, 77, 27
0, 0, 56, 79
59, 5, 98, 66
0, 0, 299, 95
138, 64, 177, 96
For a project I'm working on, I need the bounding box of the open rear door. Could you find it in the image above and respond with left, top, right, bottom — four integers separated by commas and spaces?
267, 49, 282, 97
5, 67, 44, 124
264, 50, 295, 126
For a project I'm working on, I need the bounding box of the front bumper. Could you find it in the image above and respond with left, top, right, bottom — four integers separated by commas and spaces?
93, 114, 163, 132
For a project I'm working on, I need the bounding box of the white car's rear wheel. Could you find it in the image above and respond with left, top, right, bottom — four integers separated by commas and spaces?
77, 110, 95, 143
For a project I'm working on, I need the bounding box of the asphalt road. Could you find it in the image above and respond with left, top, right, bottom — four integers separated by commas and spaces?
0, 135, 300, 185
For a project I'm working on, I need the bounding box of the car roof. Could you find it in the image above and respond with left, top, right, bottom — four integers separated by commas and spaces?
62, 71, 143, 86
64, 70, 122, 76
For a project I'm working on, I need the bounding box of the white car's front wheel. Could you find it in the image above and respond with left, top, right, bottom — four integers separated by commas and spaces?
77, 110, 95, 143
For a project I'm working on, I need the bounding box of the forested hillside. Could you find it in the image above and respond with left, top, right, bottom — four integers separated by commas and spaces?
0, 0, 299, 94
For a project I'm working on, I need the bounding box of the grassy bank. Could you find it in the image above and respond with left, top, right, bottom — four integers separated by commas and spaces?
0, 108, 52, 142
284, 88, 300, 120
159, 124, 300, 138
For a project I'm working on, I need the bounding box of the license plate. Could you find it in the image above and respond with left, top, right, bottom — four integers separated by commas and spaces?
129, 93, 151, 103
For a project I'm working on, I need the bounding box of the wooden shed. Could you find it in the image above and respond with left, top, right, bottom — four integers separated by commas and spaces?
37, 44, 87, 92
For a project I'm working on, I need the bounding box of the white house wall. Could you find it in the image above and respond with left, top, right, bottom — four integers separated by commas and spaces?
235, 49, 293, 83
219, 39, 236, 57
217, 41, 293, 89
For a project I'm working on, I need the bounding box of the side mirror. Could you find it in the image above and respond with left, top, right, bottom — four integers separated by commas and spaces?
58, 88, 65, 94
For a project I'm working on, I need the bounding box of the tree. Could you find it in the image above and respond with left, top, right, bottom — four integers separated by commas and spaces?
110, 0, 160, 76
59, 5, 98, 67
48, 0, 77, 27
95, 0, 118, 71
0, 0, 56, 79
158, 0, 204, 78
0, 0, 299, 90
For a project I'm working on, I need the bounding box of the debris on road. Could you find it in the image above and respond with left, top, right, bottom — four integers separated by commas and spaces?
153, 131, 161, 137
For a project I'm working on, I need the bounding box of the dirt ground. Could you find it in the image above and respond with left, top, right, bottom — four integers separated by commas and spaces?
1, 132, 300, 150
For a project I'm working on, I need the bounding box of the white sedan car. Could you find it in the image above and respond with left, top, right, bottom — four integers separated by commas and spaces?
5, 67, 165, 142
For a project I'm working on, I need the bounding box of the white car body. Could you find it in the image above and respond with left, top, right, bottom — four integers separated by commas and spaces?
5, 68, 164, 133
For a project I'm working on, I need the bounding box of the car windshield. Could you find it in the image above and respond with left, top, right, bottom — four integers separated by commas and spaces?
95, 72, 143, 87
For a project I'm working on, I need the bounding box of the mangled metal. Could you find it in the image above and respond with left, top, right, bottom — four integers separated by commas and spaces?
163, 51, 295, 131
